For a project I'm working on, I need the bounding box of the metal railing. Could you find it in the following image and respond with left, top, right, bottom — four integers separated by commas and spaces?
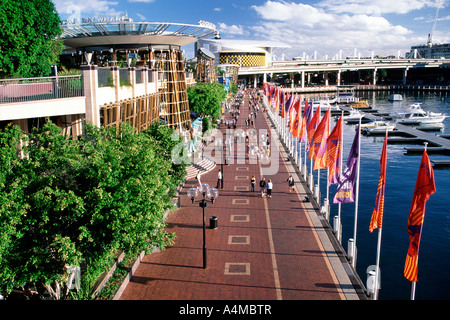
0, 75, 83, 104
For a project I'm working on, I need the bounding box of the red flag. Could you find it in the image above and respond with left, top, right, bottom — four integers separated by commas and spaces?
369, 131, 388, 233
299, 100, 311, 143
313, 109, 330, 170
290, 98, 300, 135
327, 116, 343, 185
404, 148, 436, 282
307, 106, 321, 159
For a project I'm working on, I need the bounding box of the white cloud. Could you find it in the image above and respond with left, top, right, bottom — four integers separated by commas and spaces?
218, 22, 247, 36
318, 0, 436, 15
136, 13, 146, 21
214, 8, 223, 12
52, 0, 123, 18
250, 1, 419, 58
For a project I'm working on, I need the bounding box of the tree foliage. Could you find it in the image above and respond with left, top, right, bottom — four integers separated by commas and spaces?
187, 82, 227, 120
0, 120, 185, 299
0, 0, 63, 78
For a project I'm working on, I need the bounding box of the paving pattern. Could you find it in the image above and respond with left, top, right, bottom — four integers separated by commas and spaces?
119, 90, 363, 301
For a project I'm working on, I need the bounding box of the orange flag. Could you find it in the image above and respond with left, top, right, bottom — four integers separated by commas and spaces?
369, 131, 388, 233
307, 107, 321, 159
313, 109, 330, 170
404, 148, 436, 282
327, 115, 343, 185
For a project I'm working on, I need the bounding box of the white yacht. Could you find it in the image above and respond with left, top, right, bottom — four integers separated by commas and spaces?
361, 120, 396, 135
312, 100, 341, 112
396, 103, 447, 125
343, 108, 364, 122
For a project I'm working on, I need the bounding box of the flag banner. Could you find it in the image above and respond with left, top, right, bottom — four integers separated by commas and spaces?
307, 107, 321, 159
313, 109, 331, 170
404, 148, 436, 282
291, 99, 301, 137
327, 116, 343, 185
333, 125, 360, 203
299, 100, 311, 143
369, 131, 388, 233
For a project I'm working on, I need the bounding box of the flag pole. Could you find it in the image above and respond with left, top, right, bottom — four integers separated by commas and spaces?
373, 129, 388, 300
337, 111, 344, 243
410, 141, 428, 300
351, 118, 362, 268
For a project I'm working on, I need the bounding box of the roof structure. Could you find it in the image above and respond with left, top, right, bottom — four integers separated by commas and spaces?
60, 16, 219, 50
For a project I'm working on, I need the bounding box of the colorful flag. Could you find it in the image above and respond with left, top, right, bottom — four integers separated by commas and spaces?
369, 131, 388, 233
313, 109, 330, 170
299, 100, 312, 143
307, 106, 321, 159
289, 98, 300, 134
327, 116, 343, 185
404, 148, 436, 282
333, 125, 360, 203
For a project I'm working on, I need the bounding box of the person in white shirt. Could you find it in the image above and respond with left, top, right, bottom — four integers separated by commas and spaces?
217, 169, 223, 189
266, 179, 273, 198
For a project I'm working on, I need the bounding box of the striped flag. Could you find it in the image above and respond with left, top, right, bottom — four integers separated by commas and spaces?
313, 109, 330, 170
333, 125, 360, 204
299, 100, 312, 143
404, 148, 436, 282
369, 131, 388, 233
307, 106, 321, 159
327, 115, 343, 185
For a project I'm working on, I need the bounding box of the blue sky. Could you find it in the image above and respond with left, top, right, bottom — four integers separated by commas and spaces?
52, 0, 449, 59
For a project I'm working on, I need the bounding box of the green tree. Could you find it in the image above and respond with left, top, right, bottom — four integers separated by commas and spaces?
187, 82, 227, 120
0, 120, 180, 299
0, 0, 63, 78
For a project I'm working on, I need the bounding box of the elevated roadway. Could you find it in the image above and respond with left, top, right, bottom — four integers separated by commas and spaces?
239, 58, 449, 87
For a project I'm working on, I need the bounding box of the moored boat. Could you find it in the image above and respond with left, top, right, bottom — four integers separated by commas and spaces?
361, 120, 396, 135
395, 103, 447, 124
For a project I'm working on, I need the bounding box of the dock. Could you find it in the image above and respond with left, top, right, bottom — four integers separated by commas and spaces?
342, 106, 450, 160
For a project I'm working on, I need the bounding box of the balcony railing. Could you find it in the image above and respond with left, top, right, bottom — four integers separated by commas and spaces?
0, 75, 83, 104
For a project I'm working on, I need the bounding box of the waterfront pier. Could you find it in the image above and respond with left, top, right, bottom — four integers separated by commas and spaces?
118, 90, 367, 301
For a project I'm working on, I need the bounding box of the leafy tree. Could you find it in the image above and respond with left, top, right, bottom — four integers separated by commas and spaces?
0, 120, 180, 299
187, 82, 227, 120
0, 0, 63, 78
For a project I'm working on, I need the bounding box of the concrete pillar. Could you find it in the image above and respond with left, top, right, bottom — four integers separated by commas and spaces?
110, 66, 120, 102
81, 65, 101, 127
372, 68, 377, 85
301, 71, 305, 88
337, 70, 341, 85
403, 68, 408, 85
325, 73, 329, 86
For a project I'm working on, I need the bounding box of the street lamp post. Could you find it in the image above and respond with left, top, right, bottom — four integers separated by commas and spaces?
187, 183, 219, 269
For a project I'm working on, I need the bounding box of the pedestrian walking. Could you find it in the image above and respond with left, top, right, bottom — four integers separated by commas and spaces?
195, 170, 202, 186
266, 179, 273, 198
251, 175, 256, 192
287, 175, 295, 193
259, 178, 266, 197
217, 169, 223, 189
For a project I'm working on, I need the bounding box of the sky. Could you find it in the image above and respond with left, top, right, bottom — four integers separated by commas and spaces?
51, 0, 449, 59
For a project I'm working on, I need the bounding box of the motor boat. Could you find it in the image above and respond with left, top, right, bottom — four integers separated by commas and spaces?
349, 100, 371, 109
396, 103, 447, 125
343, 108, 364, 122
312, 100, 341, 112
361, 120, 396, 135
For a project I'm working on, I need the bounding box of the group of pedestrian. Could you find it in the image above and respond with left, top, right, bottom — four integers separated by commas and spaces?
251, 174, 295, 198
255, 176, 273, 198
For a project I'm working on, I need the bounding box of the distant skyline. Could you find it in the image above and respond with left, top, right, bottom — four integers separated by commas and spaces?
52, 0, 449, 59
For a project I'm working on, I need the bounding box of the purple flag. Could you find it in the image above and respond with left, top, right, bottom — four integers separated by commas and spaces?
333, 125, 360, 203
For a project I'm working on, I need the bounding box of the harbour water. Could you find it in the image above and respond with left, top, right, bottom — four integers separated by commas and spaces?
307, 90, 450, 300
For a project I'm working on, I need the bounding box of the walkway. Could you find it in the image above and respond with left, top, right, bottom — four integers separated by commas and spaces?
119, 90, 365, 301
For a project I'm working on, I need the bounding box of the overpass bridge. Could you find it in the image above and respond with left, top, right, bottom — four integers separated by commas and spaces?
238, 58, 449, 87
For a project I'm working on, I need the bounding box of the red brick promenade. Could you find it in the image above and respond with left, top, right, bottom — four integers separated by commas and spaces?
119, 90, 364, 301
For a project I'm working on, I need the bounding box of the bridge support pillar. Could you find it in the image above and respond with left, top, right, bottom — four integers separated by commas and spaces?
336, 70, 341, 85
301, 71, 305, 88
403, 68, 408, 85
372, 68, 377, 85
